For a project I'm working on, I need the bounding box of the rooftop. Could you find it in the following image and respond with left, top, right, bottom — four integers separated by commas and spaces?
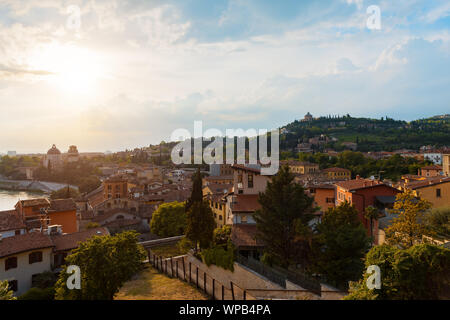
51, 227, 109, 252
0, 210, 26, 232
0, 232, 54, 259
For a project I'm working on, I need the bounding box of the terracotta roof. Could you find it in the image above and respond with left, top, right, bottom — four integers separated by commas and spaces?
204, 175, 234, 180
49, 199, 76, 212
322, 167, 351, 173
231, 224, 264, 248
51, 227, 109, 252
0, 210, 25, 232
405, 177, 450, 190
104, 219, 141, 229
204, 183, 233, 194
0, 232, 54, 258
231, 194, 261, 213
335, 179, 385, 191
231, 164, 261, 174
92, 209, 137, 223
18, 198, 50, 207
80, 210, 95, 220
420, 165, 443, 171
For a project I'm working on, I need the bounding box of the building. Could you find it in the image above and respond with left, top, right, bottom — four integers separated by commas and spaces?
306, 184, 335, 214
103, 176, 130, 199
43, 144, 63, 169
321, 167, 351, 180
202, 175, 234, 186
0, 227, 108, 296
66, 145, 79, 163
335, 177, 402, 244
443, 154, 450, 176
0, 232, 54, 295
209, 163, 233, 176
303, 112, 313, 122
423, 153, 442, 165
281, 160, 320, 175
0, 210, 26, 238
419, 165, 443, 177
400, 177, 450, 209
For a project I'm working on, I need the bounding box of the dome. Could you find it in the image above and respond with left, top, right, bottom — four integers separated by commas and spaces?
47, 144, 61, 155
67, 145, 79, 155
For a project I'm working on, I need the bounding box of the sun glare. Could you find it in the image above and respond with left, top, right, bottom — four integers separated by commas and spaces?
29, 43, 105, 95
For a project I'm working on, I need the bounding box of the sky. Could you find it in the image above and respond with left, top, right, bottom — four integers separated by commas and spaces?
0, 0, 449, 153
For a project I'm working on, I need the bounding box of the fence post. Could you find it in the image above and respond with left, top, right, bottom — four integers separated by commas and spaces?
203, 272, 207, 293
222, 285, 224, 300
196, 267, 199, 288
243, 290, 246, 300
183, 259, 186, 281
189, 262, 192, 283
160, 256, 163, 271
176, 260, 179, 279
165, 259, 168, 275
171, 257, 174, 277
212, 279, 215, 300
230, 281, 235, 300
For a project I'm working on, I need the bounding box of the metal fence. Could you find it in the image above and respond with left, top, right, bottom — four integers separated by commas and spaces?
236, 254, 321, 296
147, 249, 255, 300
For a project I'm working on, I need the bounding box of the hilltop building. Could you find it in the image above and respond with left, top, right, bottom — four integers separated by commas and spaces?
43, 144, 62, 170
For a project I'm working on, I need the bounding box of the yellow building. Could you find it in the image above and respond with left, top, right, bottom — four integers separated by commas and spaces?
203, 184, 231, 227
443, 154, 450, 177
321, 167, 351, 180
403, 177, 450, 208
281, 160, 319, 174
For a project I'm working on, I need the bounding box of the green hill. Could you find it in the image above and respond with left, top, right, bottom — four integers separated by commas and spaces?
280, 114, 450, 152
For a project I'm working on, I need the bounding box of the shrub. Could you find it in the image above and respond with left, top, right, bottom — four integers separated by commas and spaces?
201, 243, 235, 271
19, 287, 55, 300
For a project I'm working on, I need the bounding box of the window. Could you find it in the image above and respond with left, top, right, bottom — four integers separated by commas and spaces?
241, 215, 248, 223
29, 251, 43, 264
8, 280, 18, 292
219, 215, 223, 220
15, 230, 21, 236
436, 188, 441, 198
310, 188, 316, 194
5, 257, 18, 271
326, 197, 335, 203
238, 174, 243, 183
248, 174, 254, 188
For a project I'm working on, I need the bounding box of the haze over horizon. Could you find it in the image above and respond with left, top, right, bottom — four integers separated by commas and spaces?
1, 0, 449, 153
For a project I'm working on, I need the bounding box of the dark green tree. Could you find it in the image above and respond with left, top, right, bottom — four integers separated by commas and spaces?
54, 231, 146, 300
311, 202, 371, 288
253, 165, 316, 268
50, 187, 79, 199
185, 201, 216, 253
185, 168, 203, 213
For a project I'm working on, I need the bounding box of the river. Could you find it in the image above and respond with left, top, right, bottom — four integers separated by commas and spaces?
0, 189, 45, 211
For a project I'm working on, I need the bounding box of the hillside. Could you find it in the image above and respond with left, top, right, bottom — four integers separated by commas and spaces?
280, 114, 450, 152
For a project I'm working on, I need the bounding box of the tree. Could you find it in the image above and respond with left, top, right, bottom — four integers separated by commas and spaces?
424, 207, 450, 239
364, 205, 380, 241
345, 244, 450, 300
385, 190, 432, 248
185, 168, 203, 213
311, 202, 371, 288
253, 165, 316, 268
54, 231, 146, 300
185, 201, 216, 253
78, 176, 101, 194
213, 225, 232, 247
150, 201, 186, 237
0, 280, 16, 300
50, 186, 80, 200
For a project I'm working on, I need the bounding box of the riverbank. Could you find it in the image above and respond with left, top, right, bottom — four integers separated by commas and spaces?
0, 179, 78, 194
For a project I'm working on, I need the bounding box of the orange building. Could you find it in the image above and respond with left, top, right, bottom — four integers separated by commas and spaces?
103, 176, 129, 199
335, 177, 401, 244
306, 184, 335, 213
15, 199, 50, 220
419, 165, 442, 177
45, 199, 78, 234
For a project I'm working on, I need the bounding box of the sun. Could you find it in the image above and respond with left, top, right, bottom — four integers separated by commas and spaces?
29, 43, 105, 95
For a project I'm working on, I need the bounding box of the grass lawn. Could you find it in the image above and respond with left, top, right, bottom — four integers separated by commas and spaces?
150, 242, 187, 258
115, 265, 209, 300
